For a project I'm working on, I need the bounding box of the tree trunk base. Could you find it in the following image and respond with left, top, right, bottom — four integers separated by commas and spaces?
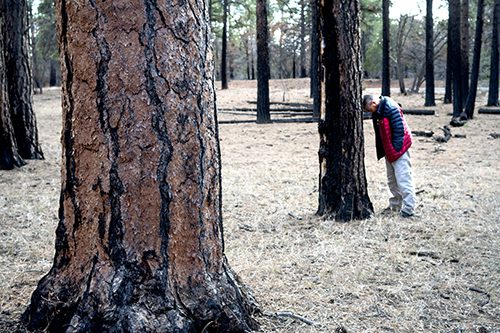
23, 261, 258, 333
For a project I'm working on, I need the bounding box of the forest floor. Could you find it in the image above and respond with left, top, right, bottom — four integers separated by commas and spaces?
0, 78, 499, 332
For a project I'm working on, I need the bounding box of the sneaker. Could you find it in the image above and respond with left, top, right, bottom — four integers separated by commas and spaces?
400, 211, 414, 218
381, 206, 398, 216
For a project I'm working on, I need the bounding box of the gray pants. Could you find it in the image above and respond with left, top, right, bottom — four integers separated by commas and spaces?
385, 151, 416, 215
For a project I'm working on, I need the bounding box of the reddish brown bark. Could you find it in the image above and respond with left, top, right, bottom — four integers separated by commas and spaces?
23, 1, 258, 332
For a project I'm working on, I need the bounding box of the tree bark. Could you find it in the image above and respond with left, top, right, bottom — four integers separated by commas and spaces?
317, 0, 373, 221
23, 1, 258, 332
460, 0, 470, 103
464, 0, 485, 118
396, 15, 412, 95
425, 0, 436, 106
449, 0, 465, 119
3, 0, 44, 160
256, 0, 271, 122
299, 0, 307, 78
0, 16, 25, 170
382, 0, 391, 96
487, 0, 500, 106
310, 0, 321, 118
221, 0, 229, 89
444, 16, 453, 104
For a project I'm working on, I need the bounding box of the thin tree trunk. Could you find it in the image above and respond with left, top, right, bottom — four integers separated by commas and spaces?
23, 1, 258, 331
299, 0, 307, 78
256, 0, 271, 122
487, 0, 500, 106
444, 17, 453, 104
310, 0, 321, 118
464, 0, 484, 118
317, 0, 373, 221
49, 59, 58, 86
221, 0, 229, 89
449, 0, 464, 119
246, 36, 251, 80
382, 0, 391, 96
3, 0, 44, 160
425, 0, 436, 106
396, 15, 412, 95
460, 0, 470, 103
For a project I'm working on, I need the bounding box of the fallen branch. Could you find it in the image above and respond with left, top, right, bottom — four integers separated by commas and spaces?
478, 108, 500, 114
468, 286, 491, 306
408, 250, 440, 260
434, 126, 452, 143
489, 133, 500, 139
264, 311, 319, 326
247, 101, 313, 108
218, 107, 313, 112
403, 109, 435, 115
413, 130, 434, 137
218, 117, 318, 125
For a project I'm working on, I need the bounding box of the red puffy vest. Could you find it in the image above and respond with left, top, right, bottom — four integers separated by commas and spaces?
378, 110, 413, 163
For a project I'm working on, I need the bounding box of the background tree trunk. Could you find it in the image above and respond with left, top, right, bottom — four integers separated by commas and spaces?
2, 0, 44, 160
317, 0, 373, 221
23, 1, 258, 331
299, 0, 307, 78
221, 0, 229, 89
396, 15, 412, 95
425, 0, 436, 106
0, 15, 25, 170
256, 0, 271, 122
382, 0, 391, 96
464, 0, 484, 118
444, 17, 453, 104
310, 0, 321, 118
487, 0, 500, 106
449, 0, 464, 119
460, 0, 470, 103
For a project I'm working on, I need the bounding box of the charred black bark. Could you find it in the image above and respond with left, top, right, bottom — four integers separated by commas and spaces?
444, 16, 453, 104
299, 0, 307, 78
3, 0, 44, 160
487, 0, 500, 106
449, 0, 465, 119
221, 0, 229, 89
310, 0, 321, 118
464, 0, 485, 118
317, 0, 373, 221
0, 16, 25, 170
256, 0, 270, 123
382, 0, 391, 96
425, 0, 436, 106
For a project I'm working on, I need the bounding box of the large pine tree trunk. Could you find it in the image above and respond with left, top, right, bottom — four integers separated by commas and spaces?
317, 0, 373, 222
425, 0, 436, 106
444, 18, 453, 104
256, 0, 271, 123
487, 0, 500, 106
464, 0, 485, 118
3, 0, 44, 160
0, 16, 25, 170
23, 1, 258, 332
381, 0, 391, 96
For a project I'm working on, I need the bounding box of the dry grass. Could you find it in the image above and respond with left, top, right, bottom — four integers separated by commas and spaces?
0, 79, 499, 332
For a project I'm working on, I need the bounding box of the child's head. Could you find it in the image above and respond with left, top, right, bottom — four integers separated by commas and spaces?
362, 95, 379, 113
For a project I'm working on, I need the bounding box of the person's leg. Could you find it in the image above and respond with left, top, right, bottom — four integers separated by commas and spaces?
385, 158, 402, 210
392, 151, 416, 215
